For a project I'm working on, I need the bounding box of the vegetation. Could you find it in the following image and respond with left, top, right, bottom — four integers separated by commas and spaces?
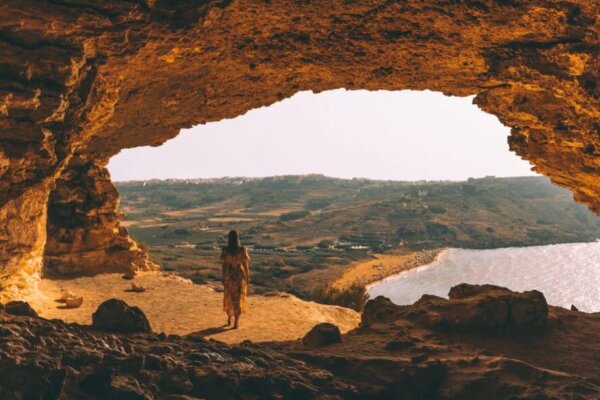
116, 175, 600, 300
312, 282, 370, 311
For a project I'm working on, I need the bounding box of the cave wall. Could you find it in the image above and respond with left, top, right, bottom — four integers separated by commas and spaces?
45, 159, 157, 277
0, 0, 598, 300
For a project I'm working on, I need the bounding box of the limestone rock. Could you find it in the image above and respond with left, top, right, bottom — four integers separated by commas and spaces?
65, 296, 84, 309
92, 299, 152, 333
302, 323, 342, 348
0, 291, 598, 398
0, 0, 599, 300
361, 296, 400, 327
58, 291, 76, 302
435, 284, 548, 330
159, 371, 193, 394
362, 284, 549, 331
130, 283, 146, 293
5, 301, 38, 317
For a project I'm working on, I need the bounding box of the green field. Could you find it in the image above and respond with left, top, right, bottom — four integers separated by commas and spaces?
116, 175, 600, 298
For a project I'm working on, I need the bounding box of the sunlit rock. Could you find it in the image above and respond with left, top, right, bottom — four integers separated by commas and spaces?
0, 1, 598, 303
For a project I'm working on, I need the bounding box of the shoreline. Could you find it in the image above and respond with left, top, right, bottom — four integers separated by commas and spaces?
364, 248, 448, 291
333, 248, 444, 290
365, 241, 600, 311
363, 239, 600, 293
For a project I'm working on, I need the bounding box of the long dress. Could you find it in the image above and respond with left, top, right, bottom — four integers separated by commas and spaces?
220, 247, 250, 317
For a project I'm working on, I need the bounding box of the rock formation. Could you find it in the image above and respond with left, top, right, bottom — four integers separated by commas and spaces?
302, 322, 342, 348
366, 284, 550, 331
1, 0, 598, 299
92, 298, 152, 333
45, 161, 155, 277
1, 285, 599, 399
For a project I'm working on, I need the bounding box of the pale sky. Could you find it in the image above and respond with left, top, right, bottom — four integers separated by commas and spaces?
108, 89, 536, 182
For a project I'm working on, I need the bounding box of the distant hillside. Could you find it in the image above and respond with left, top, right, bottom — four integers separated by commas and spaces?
116, 175, 600, 296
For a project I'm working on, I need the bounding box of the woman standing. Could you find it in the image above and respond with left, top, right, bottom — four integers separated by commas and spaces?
220, 230, 250, 329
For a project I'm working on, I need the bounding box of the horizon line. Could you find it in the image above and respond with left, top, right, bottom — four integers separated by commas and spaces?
112, 173, 544, 184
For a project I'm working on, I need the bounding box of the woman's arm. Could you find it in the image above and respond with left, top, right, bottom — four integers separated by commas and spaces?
243, 248, 250, 283
220, 250, 225, 283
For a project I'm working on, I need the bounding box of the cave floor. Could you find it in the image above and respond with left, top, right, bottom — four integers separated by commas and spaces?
27, 272, 359, 343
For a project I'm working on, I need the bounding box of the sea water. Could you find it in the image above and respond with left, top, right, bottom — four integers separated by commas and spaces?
368, 242, 600, 312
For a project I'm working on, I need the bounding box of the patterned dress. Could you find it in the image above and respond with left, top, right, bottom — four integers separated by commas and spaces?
220, 247, 250, 317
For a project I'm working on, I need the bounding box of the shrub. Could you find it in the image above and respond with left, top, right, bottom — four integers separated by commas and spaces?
312, 282, 369, 312
317, 239, 334, 249
279, 210, 310, 222
305, 198, 332, 210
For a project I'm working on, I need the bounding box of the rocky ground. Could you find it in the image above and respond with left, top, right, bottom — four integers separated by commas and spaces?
1, 284, 599, 399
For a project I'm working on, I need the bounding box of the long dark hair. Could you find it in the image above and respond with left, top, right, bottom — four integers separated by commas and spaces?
224, 230, 241, 255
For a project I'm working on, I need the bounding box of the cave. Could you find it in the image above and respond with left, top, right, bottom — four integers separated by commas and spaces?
1, 0, 598, 302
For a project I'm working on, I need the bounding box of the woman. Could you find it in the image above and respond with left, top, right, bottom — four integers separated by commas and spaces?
220, 230, 250, 329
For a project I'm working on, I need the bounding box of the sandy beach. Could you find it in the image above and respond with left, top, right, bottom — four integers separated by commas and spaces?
333, 249, 441, 289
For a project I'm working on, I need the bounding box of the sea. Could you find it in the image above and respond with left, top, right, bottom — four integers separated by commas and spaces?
368, 241, 600, 312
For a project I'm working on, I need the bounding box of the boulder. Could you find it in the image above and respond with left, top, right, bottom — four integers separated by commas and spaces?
361, 296, 399, 327
364, 284, 549, 332
302, 323, 342, 348
92, 299, 152, 333
442, 284, 549, 329
448, 283, 512, 299
5, 301, 38, 317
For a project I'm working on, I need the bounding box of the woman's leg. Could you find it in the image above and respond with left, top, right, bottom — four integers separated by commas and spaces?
226, 315, 231, 325
233, 313, 240, 329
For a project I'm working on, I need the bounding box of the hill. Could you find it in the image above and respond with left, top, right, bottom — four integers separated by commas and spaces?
116, 175, 600, 298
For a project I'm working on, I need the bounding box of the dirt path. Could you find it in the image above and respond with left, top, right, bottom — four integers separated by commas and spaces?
27, 272, 360, 344
333, 249, 441, 289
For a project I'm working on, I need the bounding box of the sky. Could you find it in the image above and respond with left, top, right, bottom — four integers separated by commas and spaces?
108, 89, 536, 182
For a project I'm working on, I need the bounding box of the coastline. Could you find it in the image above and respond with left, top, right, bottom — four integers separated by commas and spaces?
365, 241, 600, 311
363, 239, 600, 294
365, 248, 449, 291
333, 248, 444, 290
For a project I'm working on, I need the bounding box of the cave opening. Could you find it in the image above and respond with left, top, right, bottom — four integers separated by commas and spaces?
2, 1, 599, 394
107, 89, 535, 182
82, 90, 600, 310
36, 84, 600, 323
95, 89, 582, 298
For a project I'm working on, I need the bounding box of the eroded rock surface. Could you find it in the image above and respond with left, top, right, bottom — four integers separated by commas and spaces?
0, 1, 599, 298
45, 161, 156, 277
1, 285, 599, 399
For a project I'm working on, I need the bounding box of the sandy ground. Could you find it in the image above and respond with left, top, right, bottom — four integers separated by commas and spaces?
333, 249, 441, 289
27, 272, 360, 344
